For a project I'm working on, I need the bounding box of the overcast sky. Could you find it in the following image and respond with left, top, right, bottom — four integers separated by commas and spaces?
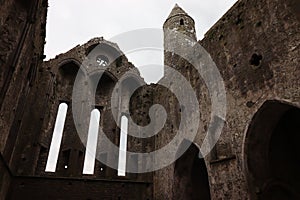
44, 0, 238, 83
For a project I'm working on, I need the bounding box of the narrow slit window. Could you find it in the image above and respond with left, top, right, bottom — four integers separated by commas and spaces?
180, 18, 184, 25
83, 109, 100, 175
45, 103, 68, 172
62, 149, 71, 171
118, 115, 128, 176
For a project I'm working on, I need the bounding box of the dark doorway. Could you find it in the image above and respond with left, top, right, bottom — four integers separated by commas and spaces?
173, 140, 211, 200
245, 100, 300, 199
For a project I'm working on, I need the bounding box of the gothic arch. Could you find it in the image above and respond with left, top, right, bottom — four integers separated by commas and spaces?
46, 60, 86, 177
119, 76, 143, 112
244, 100, 300, 199
58, 60, 82, 82
85, 43, 122, 57
88, 71, 119, 178
89, 71, 117, 102
58, 58, 82, 68
57, 60, 85, 98
173, 139, 211, 200
120, 75, 144, 91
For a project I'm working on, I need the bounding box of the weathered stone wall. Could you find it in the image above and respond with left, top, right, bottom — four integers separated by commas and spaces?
7, 176, 152, 200
200, 0, 299, 198
0, 154, 12, 200
154, 0, 300, 199
1, 5, 154, 196
0, 0, 47, 162
8, 37, 154, 198
0, 0, 299, 199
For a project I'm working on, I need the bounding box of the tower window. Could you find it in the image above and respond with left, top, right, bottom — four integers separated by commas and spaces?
180, 19, 184, 25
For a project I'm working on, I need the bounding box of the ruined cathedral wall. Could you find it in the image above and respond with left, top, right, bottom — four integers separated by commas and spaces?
3, 39, 154, 199
198, 0, 300, 199
0, 0, 48, 198
154, 0, 299, 199
0, 0, 47, 161
33, 38, 144, 178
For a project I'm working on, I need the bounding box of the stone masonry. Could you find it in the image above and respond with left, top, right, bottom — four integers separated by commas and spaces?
0, 0, 299, 199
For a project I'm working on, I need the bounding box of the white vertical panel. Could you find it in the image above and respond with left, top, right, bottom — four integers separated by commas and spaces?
118, 115, 128, 176
45, 103, 68, 172
83, 109, 100, 174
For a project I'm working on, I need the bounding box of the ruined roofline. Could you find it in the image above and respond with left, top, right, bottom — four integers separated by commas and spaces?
44, 36, 124, 63
199, 0, 241, 43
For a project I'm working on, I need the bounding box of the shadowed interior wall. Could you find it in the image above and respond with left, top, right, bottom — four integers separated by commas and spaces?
245, 101, 300, 199
173, 140, 211, 200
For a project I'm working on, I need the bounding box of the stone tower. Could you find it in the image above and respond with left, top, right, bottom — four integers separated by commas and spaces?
163, 4, 197, 71
163, 4, 196, 41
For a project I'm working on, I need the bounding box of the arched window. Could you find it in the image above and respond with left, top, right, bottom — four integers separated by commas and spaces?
173, 140, 211, 200
118, 115, 128, 176
45, 103, 68, 172
245, 101, 300, 199
180, 18, 184, 25
83, 109, 101, 175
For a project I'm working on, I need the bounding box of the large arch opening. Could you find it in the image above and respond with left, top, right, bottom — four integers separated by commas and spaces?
120, 77, 142, 114
58, 61, 82, 88
43, 60, 86, 177
57, 60, 85, 99
90, 72, 116, 103
89, 72, 118, 178
173, 140, 211, 200
245, 100, 300, 199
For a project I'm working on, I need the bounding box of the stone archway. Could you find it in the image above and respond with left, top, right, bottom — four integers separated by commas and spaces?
173, 140, 211, 200
244, 100, 300, 199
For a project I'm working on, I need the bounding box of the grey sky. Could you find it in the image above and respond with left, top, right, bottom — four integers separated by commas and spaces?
44, 0, 237, 83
